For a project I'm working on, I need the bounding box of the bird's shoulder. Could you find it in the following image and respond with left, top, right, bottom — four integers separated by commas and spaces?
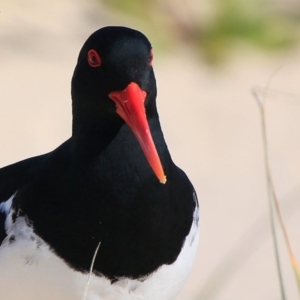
0, 139, 73, 204
0, 155, 47, 204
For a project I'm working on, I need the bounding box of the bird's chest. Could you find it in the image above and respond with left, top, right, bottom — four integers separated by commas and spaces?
16, 173, 191, 278
0, 199, 199, 300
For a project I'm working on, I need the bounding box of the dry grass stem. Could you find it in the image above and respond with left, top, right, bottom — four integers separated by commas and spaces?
82, 242, 101, 300
252, 67, 300, 299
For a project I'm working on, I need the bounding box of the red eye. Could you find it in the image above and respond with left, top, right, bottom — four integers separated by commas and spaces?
87, 49, 101, 67
149, 49, 154, 66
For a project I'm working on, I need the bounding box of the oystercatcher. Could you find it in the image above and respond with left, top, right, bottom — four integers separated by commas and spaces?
0, 26, 199, 300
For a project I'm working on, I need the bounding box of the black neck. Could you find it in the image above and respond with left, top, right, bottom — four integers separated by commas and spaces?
71, 115, 123, 160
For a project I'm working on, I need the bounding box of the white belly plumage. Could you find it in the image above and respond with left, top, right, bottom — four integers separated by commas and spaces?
0, 194, 199, 300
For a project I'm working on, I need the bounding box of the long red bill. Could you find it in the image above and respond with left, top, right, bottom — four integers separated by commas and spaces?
108, 82, 166, 184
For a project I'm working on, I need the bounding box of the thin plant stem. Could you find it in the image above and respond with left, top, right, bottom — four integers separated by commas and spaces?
253, 68, 300, 298
252, 69, 286, 300
272, 181, 300, 296
82, 242, 101, 300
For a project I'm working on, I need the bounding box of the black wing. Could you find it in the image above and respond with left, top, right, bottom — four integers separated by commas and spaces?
0, 154, 48, 204
0, 154, 48, 242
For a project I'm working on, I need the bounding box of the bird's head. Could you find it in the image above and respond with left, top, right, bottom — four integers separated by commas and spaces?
71, 26, 166, 184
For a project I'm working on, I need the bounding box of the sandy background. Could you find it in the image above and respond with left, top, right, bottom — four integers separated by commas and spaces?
1, 1, 300, 299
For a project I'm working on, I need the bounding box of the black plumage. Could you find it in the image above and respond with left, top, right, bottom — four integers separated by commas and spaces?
0, 26, 198, 295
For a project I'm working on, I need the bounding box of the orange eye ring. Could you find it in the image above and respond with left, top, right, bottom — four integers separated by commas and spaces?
149, 49, 154, 66
87, 49, 101, 67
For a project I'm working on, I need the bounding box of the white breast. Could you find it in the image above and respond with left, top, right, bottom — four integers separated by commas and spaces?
0, 194, 199, 300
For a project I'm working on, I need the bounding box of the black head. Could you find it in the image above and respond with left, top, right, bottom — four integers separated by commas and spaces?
71, 26, 156, 130
71, 26, 166, 183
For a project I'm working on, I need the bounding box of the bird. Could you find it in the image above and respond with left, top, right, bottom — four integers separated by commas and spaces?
0, 26, 199, 300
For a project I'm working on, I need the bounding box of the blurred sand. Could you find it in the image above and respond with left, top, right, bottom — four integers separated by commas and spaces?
1, 1, 300, 299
